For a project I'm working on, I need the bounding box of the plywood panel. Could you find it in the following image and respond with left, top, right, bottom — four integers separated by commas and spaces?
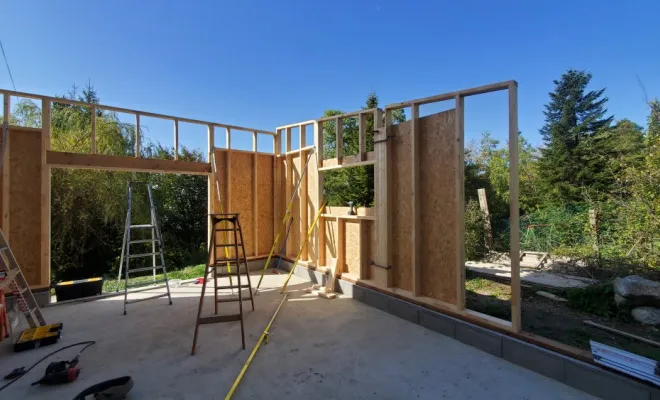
9, 128, 42, 286
230, 152, 254, 257
344, 220, 361, 276
323, 218, 338, 266
257, 154, 274, 255
390, 122, 413, 291
419, 110, 457, 304
287, 153, 301, 258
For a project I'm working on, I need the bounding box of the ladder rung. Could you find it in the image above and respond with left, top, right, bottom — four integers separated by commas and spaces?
213, 271, 249, 278
130, 224, 154, 229
199, 314, 242, 324
215, 244, 242, 247
126, 279, 168, 289
217, 296, 252, 303
125, 293, 169, 304
216, 284, 250, 290
215, 228, 237, 232
129, 266, 165, 273
129, 239, 158, 244
214, 258, 247, 264
128, 252, 159, 259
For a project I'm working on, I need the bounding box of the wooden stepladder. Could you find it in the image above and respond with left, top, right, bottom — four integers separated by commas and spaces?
191, 213, 255, 355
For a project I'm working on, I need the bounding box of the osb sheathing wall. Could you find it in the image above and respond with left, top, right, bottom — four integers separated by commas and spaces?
212, 148, 275, 259
1, 127, 46, 287
278, 111, 458, 304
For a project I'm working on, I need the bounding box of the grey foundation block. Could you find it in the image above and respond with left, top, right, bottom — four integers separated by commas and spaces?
455, 322, 504, 358
502, 336, 565, 382
419, 309, 457, 338
289, 267, 659, 399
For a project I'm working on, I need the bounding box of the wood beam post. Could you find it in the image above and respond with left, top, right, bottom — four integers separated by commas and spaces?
455, 95, 466, 310
314, 121, 325, 268
359, 221, 369, 280
207, 125, 215, 255
41, 99, 51, 287
273, 132, 281, 245
335, 116, 343, 160
300, 149, 309, 261
358, 113, 366, 161
225, 128, 231, 212
2, 94, 10, 239
135, 114, 140, 157
509, 81, 521, 332
300, 124, 306, 148
374, 108, 392, 287
285, 153, 293, 257
337, 218, 346, 288
285, 127, 292, 153
173, 119, 179, 161
253, 131, 258, 256
411, 103, 421, 296
91, 106, 97, 154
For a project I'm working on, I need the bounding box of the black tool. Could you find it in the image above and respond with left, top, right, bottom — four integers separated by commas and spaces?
73, 376, 134, 400
3, 367, 26, 380
31, 355, 80, 386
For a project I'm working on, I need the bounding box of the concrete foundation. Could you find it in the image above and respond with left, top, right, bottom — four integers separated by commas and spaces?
0, 267, 598, 399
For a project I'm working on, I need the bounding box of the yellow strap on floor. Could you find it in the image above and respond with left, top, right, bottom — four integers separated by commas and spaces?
280, 201, 326, 294
224, 293, 289, 400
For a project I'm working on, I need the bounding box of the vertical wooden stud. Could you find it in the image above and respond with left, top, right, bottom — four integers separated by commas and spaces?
358, 113, 366, 161
91, 106, 97, 154
359, 221, 369, 280
314, 121, 325, 267
411, 103, 421, 296
2, 95, 10, 240
225, 128, 231, 213
285, 127, 292, 153
273, 132, 281, 245
337, 218, 346, 280
253, 132, 258, 256
508, 82, 521, 332
300, 149, 309, 261
335, 116, 343, 160
173, 119, 179, 161
374, 108, 392, 287
135, 114, 141, 157
455, 95, 466, 310
285, 153, 293, 256
41, 99, 51, 287
300, 124, 306, 148
208, 125, 215, 257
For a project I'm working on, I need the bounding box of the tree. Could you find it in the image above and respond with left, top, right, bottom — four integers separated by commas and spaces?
538, 70, 614, 203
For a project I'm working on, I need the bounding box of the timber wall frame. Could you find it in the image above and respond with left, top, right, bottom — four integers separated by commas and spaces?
275, 80, 521, 333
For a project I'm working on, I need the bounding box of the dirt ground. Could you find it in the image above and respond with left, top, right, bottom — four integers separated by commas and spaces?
465, 272, 660, 360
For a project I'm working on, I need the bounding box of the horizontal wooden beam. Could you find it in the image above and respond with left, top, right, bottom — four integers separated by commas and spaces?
317, 108, 379, 122
318, 159, 375, 172
320, 152, 375, 171
47, 151, 211, 175
385, 80, 515, 110
275, 120, 316, 131
0, 88, 276, 135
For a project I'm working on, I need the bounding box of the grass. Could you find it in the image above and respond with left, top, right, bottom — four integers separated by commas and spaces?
102, 263, 206, 292
465, 274, 511, 300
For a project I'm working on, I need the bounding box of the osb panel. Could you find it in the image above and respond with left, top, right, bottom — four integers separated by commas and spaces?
274, 157, 285, 244
257, 154, 274, 255
390, 122, 413, 291
344, 221, 361, 276
287, 153, 301, 258
9, 128, 42, 285
323, 218, 338, 266
419, 110, 457, 304
212, 150, 228, 212
229, 152, 254, 257
369, 220, 376, 279
306, 151, 318, 264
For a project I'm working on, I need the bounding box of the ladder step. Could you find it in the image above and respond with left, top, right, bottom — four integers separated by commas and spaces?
130, 224, 154, 229
215, 228, 238, 232
214, 258, 247, 264
129, 239, 158, 244
215, 244, 242, 247
217, 296, 252, 303
213, 271, 249, 278
199, 314, 242, 324
128, 252, 159, 259
125, 292, 169, 304
216, 284, 250, 290
129, 265, 165, 273
126, 279, 168, 289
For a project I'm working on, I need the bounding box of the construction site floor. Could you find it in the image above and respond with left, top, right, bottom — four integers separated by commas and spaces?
0, 270, 594, 399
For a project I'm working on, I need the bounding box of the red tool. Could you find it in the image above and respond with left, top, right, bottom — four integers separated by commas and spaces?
31, 356, 80, 386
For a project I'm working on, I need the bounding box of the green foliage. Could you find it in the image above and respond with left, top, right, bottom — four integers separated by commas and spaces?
465, 199, 487, 260
538, 70, 614, 204
566, 283, 630, 319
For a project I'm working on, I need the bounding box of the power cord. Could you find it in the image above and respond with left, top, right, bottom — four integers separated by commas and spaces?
0, 340, 96, 392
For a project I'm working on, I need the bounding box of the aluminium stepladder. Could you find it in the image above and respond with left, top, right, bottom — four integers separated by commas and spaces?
116, 182, 173, 315
191, 213, 255, 354
0, 122, 46, 330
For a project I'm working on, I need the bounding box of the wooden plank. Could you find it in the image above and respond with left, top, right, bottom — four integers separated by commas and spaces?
359, 220, 370, 279
208, 125, 214, 257
253, 132, 258, 256
358, 113, 366, 161
173, 119, 179, 161
285, 127, 292, 153
135, 114, 141, 157
338, 219, 345, 279
46, 151, 211, 175
300, 124, 306, 148
319, 158, 375, 171
335, 116, 343, 160
314, 121, 325, 268
411, 103, 421, 296
285, 154, 293, 256
477, 188, 493, 250
91, 105, 97, 154
455, 95, 466, 310
385, 80, 514, 110
226, 128, 231, 212
317, 108, 379, 122
300, 149, 309, 260
374, 108, 392, 286
509, 81, 521, 332
257, 154, 274, 255
2, 95, 9, 239
41, 100, 51, 287
273, 133, 281, 244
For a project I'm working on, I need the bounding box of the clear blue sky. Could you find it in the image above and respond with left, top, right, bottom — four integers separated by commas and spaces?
2, 0, 659, 153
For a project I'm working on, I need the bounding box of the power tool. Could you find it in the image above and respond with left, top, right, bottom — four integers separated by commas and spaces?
31, 355, 80, 386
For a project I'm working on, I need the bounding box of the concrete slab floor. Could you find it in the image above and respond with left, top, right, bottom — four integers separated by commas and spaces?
0, 270, 595, 399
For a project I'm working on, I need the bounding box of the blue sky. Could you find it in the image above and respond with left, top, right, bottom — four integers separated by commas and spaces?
2, 0, 659, 153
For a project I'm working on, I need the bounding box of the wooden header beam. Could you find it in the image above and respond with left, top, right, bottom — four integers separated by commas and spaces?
47, 151, 211, 175
385, 80, 515, 110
